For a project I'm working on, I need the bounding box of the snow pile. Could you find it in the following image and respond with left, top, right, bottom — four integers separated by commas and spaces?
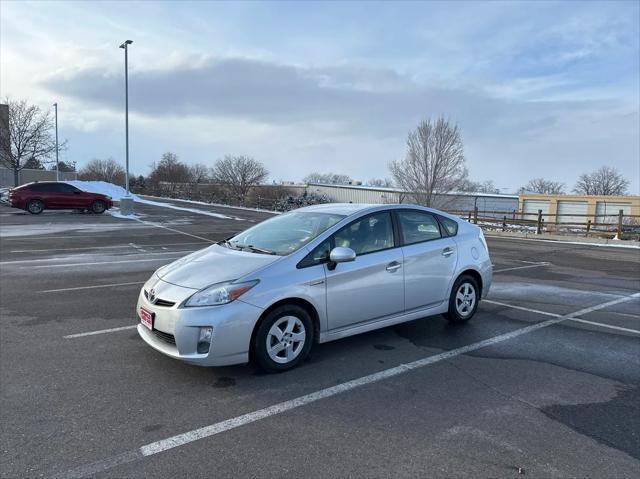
64, 180, 140, 201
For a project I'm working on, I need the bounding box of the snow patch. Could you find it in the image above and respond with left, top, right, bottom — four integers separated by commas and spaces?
136, 198, 241, 220
65, 181, 140, 201
142, 195, 281, 215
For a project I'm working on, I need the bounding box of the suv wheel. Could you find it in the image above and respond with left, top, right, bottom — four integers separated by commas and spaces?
27, 199, 44, 215
91, 200, 106, 214
443, 275, 479, 323
252, 305, 314, 372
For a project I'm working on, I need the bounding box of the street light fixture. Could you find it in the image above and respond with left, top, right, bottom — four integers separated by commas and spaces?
53, 102, 59, 181
119, 39, 134, 215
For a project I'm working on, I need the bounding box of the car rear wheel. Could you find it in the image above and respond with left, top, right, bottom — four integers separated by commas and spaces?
26, 199, 44, 215
443, 275, 479, 323
252, 305, 314, 372
91, 200, 106, 214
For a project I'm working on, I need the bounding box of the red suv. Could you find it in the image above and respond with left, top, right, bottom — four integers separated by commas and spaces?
8, 182, 113, 214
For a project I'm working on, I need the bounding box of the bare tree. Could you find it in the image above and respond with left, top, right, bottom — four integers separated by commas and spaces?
460, 179, 501, 194
573, 166, 630, 196
78, 158, 126, 185
211, 155, 268, 204
303, 172, 353, 185
389, 117, 467, 207
519, 178, 565, 195
148, 152, 193, 185
0, 99, 65, 186
189, 163, 210, 184
367, 178, 395, 188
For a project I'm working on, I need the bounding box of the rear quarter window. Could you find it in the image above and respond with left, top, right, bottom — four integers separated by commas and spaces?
437, 215, 459, 237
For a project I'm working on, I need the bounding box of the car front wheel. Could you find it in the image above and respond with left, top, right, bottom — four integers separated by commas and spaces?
27, 199, 44, 215
91, 200, 106, 214
252, 305, 314, 372
443, 275, 479, 323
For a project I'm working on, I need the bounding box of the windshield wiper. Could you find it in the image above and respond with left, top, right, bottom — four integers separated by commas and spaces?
218, 239, 235, 249
233, 243, 277, 255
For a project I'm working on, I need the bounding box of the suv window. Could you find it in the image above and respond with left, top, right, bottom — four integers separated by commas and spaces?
28, 183, 55, 192
398, 210, 441, 244
53, 183, 79, 193
333, 212, 394, 255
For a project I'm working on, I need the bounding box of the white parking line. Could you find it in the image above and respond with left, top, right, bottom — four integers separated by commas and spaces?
64, 325, 138, 339
483, 299, 561, 318
55, 292, 640, 478
121, 217, 215, 243
9, 241, 206, 253
566, 318, 640, 335
41, 281, 145, 294
30, 257, 184, 269
493, 263, 549, 273
0, 250, 195, 266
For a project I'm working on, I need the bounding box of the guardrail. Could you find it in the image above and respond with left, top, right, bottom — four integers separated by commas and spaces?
446, 208, 640, 240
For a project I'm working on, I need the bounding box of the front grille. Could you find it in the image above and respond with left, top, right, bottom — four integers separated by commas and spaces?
144, 289, 176, 308
154, 298, 176, 307
153, 330, 176, 346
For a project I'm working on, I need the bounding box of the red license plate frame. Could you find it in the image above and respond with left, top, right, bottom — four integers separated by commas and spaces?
139, 307, 154, 331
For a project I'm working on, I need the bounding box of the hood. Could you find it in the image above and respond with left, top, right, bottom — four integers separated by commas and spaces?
156, 244, 280, 289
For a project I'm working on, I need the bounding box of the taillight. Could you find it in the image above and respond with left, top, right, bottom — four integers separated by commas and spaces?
478, 230, 488, 252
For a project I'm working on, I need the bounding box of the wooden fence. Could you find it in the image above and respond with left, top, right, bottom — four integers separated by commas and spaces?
447, 207, 640, 240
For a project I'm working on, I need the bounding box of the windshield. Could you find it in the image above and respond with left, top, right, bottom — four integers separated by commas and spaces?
227, 211, 345, 256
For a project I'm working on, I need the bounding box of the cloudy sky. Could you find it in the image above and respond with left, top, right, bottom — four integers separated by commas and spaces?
1, 0, 638, 192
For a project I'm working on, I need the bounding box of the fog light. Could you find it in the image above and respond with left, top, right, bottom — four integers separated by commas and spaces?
197, 327, 213, 354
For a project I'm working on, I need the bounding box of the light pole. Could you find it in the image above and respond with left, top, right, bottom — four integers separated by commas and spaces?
119, 39, 134, 215
53, 103, 59, 181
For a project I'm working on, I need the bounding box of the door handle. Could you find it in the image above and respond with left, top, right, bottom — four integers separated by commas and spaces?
442, 248, 454, 257
386, 261, 402, 272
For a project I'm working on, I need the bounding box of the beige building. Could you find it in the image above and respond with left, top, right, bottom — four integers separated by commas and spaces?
519, 194, 640, 224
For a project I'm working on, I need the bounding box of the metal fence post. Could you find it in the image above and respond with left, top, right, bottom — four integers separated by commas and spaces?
467, 211, 472, 222
473, 206, 478, 225
536, 209, 543, 235
586, 220, 591, 237
617, 209, 624, 239
502, 215, 507, 231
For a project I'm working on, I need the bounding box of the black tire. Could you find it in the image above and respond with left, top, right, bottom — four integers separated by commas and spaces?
26, 199, 44, 215
443, 274, 480, 323
252, 304, 314, 373
91, 200, 106, 214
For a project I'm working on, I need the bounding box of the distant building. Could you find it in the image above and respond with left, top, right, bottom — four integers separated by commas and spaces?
306, 182, 519, 216
519, 193, 640, 224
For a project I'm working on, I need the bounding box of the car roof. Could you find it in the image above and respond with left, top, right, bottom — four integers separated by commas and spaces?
294, 202, 472, 226
295, 203, 378, 216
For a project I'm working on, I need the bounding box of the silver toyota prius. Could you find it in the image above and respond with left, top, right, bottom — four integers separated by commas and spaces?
137, 203, 492, 372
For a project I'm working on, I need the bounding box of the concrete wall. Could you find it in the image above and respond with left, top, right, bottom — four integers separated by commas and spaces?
0, 168, 78, 188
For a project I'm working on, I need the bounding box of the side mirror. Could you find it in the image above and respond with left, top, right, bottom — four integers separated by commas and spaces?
328, 247, 356, 270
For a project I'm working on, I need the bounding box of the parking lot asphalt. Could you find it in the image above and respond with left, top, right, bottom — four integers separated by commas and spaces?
1, 198, 639, 478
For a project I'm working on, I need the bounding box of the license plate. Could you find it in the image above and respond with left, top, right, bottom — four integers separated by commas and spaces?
140, 307, 154, 331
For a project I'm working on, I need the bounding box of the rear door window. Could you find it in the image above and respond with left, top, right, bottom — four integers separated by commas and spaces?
397, 210, 442, 245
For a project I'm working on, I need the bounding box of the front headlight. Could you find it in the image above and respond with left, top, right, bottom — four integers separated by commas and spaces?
183, 280, 259, 307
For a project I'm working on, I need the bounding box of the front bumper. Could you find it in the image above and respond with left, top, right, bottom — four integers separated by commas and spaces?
136, 280, 264, 366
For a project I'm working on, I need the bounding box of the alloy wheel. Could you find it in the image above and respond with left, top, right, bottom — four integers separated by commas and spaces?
455, 282, 476, 317
266, 316, 306, 364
